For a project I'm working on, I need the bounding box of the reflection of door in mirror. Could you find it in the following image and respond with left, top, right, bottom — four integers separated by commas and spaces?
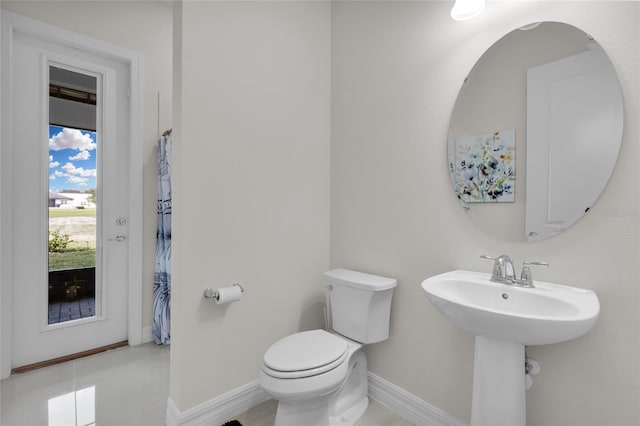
526, 44, 623, 241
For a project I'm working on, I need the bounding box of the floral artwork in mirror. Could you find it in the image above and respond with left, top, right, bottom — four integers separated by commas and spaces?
450, 129, 515, 203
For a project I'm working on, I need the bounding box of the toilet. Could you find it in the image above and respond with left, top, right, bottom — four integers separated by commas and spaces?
259, 268, 397, 426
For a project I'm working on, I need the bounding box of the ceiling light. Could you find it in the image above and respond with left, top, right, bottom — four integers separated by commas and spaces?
450, 0, 486, 21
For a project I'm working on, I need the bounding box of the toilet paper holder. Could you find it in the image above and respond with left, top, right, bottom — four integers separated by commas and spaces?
203, 283, 244, 301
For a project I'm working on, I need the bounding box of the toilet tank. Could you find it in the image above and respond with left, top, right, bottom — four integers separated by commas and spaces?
325, 269, 397, 344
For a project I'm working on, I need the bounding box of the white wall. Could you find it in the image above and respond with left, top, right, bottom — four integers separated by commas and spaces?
0, 0, 173, 331
170, 0, 331, 410
332, 1, 639, 425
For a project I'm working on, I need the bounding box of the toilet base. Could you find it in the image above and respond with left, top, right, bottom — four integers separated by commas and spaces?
273, 392, 368, 426
329, 349, 368, 425
274, 396, 333, 426
330, 396, 368, 426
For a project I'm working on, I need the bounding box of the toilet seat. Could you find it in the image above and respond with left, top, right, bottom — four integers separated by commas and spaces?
263, 330, 348, 379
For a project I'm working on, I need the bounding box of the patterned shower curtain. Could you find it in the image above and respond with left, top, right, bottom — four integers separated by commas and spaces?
153, 134, 172, 345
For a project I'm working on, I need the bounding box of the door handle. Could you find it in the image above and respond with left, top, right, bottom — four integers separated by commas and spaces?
109, 235, 126, 242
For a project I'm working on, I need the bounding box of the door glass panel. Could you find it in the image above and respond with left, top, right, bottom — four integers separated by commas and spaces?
48, 66, 98, 325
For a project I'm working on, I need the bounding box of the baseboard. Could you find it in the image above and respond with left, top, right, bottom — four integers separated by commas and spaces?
166, 372, 465, 426
166, 380, 269, 426
368, 372, 467, 426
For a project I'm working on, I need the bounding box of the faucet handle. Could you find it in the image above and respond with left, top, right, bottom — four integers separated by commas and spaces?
523, 261, 549, 268
480, 254, 513, 262
520, 261, 549, 286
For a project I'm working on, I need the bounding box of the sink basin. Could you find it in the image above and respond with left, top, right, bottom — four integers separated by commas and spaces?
422, 270, 600, 345
422, 269, 600, 425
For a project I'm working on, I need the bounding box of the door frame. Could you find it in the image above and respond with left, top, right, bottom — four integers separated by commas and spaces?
0, 11, 144, 379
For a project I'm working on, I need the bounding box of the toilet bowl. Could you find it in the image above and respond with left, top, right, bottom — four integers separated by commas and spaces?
259, 269, 397, 426
259, 330, 367, 426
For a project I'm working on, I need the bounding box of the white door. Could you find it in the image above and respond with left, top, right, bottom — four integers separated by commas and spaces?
6, 21, 131, 369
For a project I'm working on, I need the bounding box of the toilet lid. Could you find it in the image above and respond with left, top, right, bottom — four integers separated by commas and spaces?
263, 330, 348, 377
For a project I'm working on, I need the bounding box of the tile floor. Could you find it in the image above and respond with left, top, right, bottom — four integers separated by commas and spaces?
0, 343, 413, 425
1, 343, 170, 426
234, 399, 415, 426
48, 297, 96, 324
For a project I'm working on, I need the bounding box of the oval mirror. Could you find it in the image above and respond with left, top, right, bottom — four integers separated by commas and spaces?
447, 22, 623, 242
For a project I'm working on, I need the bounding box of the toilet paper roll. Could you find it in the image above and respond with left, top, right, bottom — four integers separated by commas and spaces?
215, 285, 243, 305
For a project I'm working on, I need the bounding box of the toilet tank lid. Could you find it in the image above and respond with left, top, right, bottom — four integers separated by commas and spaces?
324, 268, 397, 291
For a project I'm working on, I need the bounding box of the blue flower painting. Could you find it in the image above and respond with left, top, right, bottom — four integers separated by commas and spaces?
452, 129, 515, 203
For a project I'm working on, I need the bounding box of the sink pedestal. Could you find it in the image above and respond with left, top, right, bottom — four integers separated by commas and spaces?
471, 336, 526, 426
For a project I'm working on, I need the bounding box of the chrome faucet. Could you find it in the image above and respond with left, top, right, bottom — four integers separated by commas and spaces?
481, 254, 515, 283
480, 255, 548, 288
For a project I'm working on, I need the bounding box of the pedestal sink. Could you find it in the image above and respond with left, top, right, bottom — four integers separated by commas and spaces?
421, 270, 600, 426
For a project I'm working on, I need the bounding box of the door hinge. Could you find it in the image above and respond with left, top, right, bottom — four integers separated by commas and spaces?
126, 88, 131, 98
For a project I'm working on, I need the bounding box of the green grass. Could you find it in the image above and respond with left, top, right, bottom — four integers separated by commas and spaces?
49, 248, 96, 271
49, 208, 96, 218
48, 208, 97, 270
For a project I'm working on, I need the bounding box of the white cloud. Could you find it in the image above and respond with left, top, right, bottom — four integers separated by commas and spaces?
49, 155, 60, 168
49, 128, 96, 152
69, 150, 91, 161
66, 176, 89, 186
61, 162, 96, 178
